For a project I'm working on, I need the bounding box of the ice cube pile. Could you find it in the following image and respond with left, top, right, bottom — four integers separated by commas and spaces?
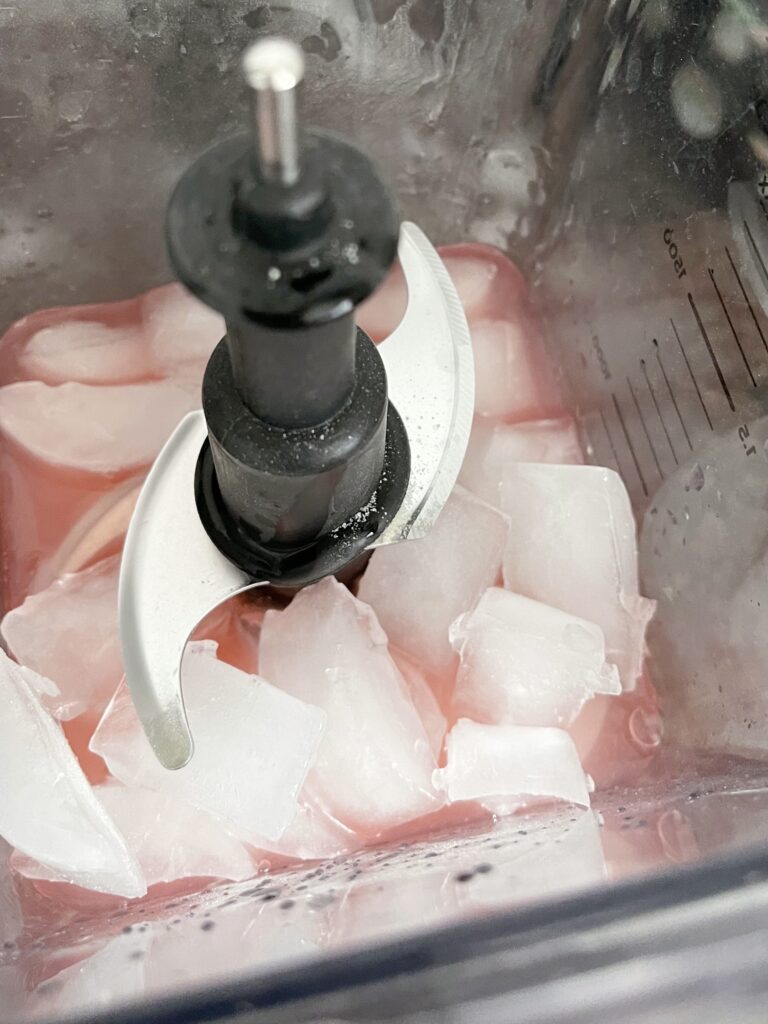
0, 246, 660, 910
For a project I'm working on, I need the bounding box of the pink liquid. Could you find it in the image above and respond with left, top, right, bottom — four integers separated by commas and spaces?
0, 243, 661, 915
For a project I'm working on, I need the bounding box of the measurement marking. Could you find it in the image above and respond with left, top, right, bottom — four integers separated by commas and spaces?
708, 267, 757, 386
743, 219, 768, 286
627, 376, 663, 478
651, 339, 696, 448
641, 356, 678, 463
599, 409, 624, 477
653, 339, 692, 451
687, 293, 735, 412
670, 317, 713, 431
611, 392, 648, 496
725, 244, 768, 355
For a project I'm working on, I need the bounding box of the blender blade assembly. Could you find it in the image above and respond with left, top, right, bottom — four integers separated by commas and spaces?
117, 39, 474, 769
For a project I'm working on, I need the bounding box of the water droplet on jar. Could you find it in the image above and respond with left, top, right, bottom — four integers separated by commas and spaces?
656, 808, 699, 864
687, 462, 705, 492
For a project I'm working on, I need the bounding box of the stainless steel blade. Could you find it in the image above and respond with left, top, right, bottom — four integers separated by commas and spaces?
118, 411, 261, 770
373, 222, 475, 546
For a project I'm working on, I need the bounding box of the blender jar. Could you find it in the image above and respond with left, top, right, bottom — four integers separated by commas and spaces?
4, 1, 768, 1022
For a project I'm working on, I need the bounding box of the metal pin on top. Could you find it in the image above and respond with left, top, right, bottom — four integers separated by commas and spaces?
242, 37, 305, 187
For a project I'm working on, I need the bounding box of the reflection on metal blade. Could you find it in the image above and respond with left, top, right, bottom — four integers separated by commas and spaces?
374, 222, 474, 546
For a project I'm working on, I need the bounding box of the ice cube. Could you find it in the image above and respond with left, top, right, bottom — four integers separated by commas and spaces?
356, 263, 408, 342
142, 284, 224, 374
471, 317, 555, 421
47, 478, 141, 580
357, 486, 509, 676
13, 778, 254, 889
1, 555, 121, 721
357, 244, 526, 344
19, 321, 150, 385
458, 416, 583, 506
441, 252, 500, 319
0, 379, 199, 473
252, 789, 358, 861
93, 783, 253, 885
259, 578, 440, 835
391, 647, 447, 758
438, 242, 530, 323
451, 588, 621, 727
500, 464, 655, 690
434, 718, 590, 811
0, 649, 144, 898
90, 641, 324, 844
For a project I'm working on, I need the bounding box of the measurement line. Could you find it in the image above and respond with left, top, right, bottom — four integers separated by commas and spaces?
670, 317, 713, 431
653, 339, 692, 451
627, 376, 663, 478
641, 356, 678, 463
599, 408, 624, 477
653, 340, 692, 451
687, 293, 735, 412
725, 244, 768, 355
708, 267, 757, 386
611, 392, 648, 497
743, 218, 768, 286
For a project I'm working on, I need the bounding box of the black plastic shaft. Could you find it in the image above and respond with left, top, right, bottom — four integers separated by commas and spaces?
226, 314, 356, 429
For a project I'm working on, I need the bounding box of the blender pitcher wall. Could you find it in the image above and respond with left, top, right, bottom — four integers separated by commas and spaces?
532, 0, 768, 760
1, 0, 579, 323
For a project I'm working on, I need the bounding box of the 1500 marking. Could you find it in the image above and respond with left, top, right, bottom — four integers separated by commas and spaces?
663, 227, 687, 280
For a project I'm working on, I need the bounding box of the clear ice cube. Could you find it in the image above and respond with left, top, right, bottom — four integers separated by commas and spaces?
500, 463, 655, 690
458, 416, 583, 506
90, 641, 325, 844
0, 379, 199, 473
14, 779, 255, 888
471, 317, 549, 420
0, 648, 144, 898
94, 782, 254, 885
259, 578, 440, 836
391, 647, 447, 758
1, 554, 121, 720
19, 321, 150, 385
251, 789, 359, 862
141, 284, 224, 375
451, 587, 621, 728
434, 718, 590, 811
358, 486, 509, 676
441, 252, 502, 319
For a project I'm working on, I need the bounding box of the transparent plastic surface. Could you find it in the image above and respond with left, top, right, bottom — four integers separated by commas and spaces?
4, 2, 768, 1023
